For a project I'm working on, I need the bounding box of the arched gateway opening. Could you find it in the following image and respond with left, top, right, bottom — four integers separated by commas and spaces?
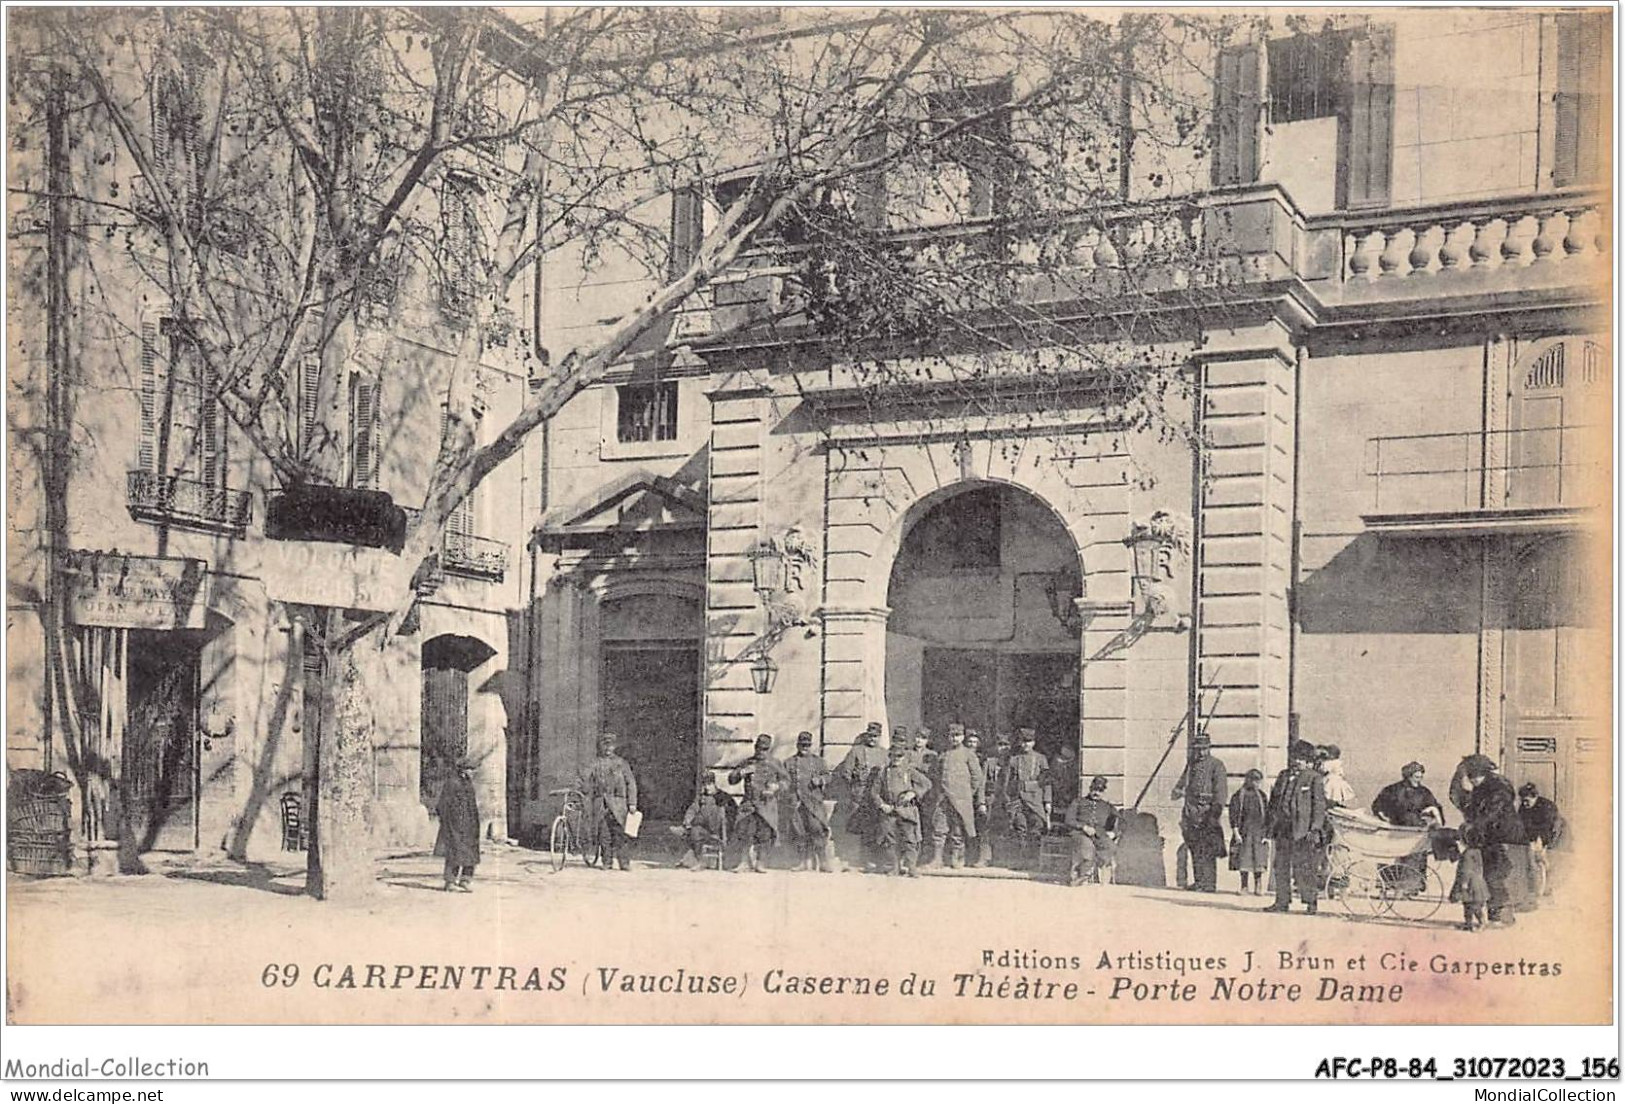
884, 483, 1082, 766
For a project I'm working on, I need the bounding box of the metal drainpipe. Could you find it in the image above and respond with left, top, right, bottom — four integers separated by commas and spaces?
1287, 343, 1306, 754
1185, 359, 1203, 761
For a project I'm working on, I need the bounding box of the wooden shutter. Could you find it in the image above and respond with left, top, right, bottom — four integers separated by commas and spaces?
138, 319, 158, 471
1213, 43, 1264, 186
198, 352, 223, 488
1338, 25, 1394, 209
439, 404, 473, 539
349, 375, 380, 489
668, 186, 703, 280
1554, 12, 1609, 188
298, 354, 321, 456
855, 127, 888, 227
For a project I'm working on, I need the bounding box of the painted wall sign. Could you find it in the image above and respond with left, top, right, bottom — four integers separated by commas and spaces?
62, 550, 208, 630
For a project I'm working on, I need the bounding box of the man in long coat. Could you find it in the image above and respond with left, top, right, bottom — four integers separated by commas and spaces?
783, 731, 833, 871
583, 733, 639, 871
1459, 755, 1527, 926
871, 743, 933, 876
729, 733, 790, 873
1265, 740, 1327, 913
964, 732, 995, 867
926, 723, 985, 869
1171, 731, 1228, 892
1000, 729, 1051, 867
434, 758, 480, 892
834, 722, 888, 870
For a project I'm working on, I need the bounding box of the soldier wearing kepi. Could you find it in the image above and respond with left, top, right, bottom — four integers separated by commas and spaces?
871, 743, 933, 876
729, 734, 790, 873
784, 731, 834, 871
1265, 740, 1328, 914
1171, 731, 1228, 892
925, 723, 985, 869
1065, 775, 1118, 886
582, 733, 639, 872
834, 722, 888, 871
1000, 728, 1052, 868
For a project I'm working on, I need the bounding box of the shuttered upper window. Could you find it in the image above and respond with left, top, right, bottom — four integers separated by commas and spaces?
138, 318, 224, 487
668, 185, 704, 280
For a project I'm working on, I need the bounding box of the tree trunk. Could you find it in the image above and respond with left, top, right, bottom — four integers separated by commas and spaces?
307, 628, 380, 901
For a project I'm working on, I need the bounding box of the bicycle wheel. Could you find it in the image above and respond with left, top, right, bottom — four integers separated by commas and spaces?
1338, 858, 1387, 919
549, 816, 569, 873
1382, 863, 1446, 923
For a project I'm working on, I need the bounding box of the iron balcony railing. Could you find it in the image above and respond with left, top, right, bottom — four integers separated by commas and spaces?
441, 530, 508, 581
399, 506, 509, 582
1366, 426, 1605, 515
126, 470, 253, 535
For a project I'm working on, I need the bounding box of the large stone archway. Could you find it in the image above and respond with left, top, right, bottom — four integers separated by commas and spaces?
816, 432, 1141, 797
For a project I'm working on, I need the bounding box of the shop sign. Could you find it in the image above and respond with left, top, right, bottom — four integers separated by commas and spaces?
62, 551, 208, 630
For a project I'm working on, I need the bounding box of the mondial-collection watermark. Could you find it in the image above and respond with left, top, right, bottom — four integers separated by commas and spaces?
3, 1058, 209, 1079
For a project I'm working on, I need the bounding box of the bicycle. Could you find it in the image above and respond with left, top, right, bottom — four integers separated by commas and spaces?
548, 788, 603, 872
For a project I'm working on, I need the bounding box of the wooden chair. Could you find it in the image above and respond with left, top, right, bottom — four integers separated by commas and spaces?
699, 818, 728, 871
1038, 831, 1074, 880
280, 792, 307, 852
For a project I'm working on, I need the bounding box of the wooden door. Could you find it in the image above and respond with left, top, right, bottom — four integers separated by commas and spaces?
123, 633, 200, 852
601, 646, 699, 821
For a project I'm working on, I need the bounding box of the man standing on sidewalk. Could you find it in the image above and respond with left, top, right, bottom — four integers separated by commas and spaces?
784, 731, 834, 871
1265, 740, 1327, 914
435, 758, 481, 892
1171, 732, 1228, 892
871, 743, 932, 877
834, 722, 888, 870
583, 733, 639, 871
729, 734, 790, 873
926, 723, 985, 869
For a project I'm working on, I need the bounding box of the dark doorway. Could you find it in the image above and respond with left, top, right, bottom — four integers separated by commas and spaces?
922, 648, 1078, 759
420, 634, 496, 806
123, 630, 201, 851
601, 645, 700, 821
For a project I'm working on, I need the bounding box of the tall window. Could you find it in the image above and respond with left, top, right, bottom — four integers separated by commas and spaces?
1216, 26, 1393, 208
439, 173, 481, 323
616, 380, 679, 444
138, 318, 224, 488
668, 185, 704, 280
928, 80, 1014, 220
1553, 12, 1608, 188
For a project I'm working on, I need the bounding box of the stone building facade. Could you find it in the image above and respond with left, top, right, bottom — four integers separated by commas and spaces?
518, 9, 1611, 856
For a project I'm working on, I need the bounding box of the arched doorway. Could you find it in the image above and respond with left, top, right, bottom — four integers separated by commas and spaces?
420, 633, 497, 806
884, 483, 1082, 763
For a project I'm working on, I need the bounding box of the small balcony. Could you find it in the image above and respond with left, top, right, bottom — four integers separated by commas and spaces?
441, 531, 508, 581
126, 470, 253, 536
1363, 426, 1606, 536
400, 507, 509, 583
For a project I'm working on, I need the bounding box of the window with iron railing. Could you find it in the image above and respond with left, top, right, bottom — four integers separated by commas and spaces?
616, 380, 680, 444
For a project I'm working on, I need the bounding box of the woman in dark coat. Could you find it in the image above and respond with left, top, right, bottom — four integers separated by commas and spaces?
435, 759, 481, 892
1372, 762, 1445, 827
1459, 756, 1527, 928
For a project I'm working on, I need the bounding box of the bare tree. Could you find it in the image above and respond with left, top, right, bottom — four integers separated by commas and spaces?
9, 7, 1231, 898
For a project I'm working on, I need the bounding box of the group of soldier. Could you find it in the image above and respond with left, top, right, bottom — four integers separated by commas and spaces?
664, 721, 1116, 881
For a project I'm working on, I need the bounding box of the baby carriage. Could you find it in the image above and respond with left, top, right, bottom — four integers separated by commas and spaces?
1323, 808, 1449, 922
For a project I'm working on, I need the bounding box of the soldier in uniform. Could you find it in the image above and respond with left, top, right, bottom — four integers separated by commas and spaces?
925, 723, 985, 869
908, 727, 937, 775
871, 743, 933, 876
784, 731, 833, 871
1265, 740, 1327, 913
1000, 728, 1051, 868
1064, 775, 1118, 885
1171, 731, 1228, 892
582, 733, 639, 871
964, 732, 994, 867
676, 776, 728, 870
834, 722, 888, 871
728, 733, 790, 873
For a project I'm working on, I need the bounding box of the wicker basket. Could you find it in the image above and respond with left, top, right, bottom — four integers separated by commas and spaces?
11, 796, 70, 834
8, 832, 73, 876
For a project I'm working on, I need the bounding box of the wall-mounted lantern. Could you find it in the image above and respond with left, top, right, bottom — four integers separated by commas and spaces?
749, 653, 780, 695
746, 525, 819, 630
1044, 568, 1083, 633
